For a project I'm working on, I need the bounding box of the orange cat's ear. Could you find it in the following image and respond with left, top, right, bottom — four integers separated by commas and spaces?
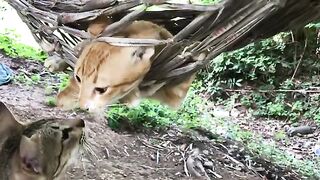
87, 15, 112, 37
19, 134, 43, 174
132, 47, 155, 62
0, 101, 22, 133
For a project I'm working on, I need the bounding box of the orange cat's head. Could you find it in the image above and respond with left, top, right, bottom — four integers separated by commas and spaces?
74, 42, 155, 111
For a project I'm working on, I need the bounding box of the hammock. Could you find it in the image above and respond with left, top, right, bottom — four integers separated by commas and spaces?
5, 0, 320, 88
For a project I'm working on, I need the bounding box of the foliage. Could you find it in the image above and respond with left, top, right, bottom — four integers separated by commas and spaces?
106, 86, 204, 130
199, 34, 290, 94
219, 79, 320, 124
199, 25, 320, 94
14, 72, 41, 85
56, 73, 71, 91
0, 29, 47, 61
198, 24, 320, 123
45, 96, 56, 107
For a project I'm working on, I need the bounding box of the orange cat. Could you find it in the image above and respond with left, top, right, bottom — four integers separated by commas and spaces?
56, 16, 197, 112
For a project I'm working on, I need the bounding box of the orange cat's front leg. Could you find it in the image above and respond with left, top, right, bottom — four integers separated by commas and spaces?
151, 75, 196, 109
56, 76, 80, 110
119, 88, 141, 108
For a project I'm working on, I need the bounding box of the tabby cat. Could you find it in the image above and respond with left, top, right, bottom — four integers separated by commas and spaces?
0, 101, 85, 180
56, 16, 197, 112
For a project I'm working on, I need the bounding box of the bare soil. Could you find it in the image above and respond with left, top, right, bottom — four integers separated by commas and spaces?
0, 54, 302, 180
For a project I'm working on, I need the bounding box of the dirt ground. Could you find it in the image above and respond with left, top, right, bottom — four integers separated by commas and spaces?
0, 54, 303, 180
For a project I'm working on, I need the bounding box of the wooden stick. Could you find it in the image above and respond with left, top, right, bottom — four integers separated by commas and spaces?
100, 4, 147, 37
94, 36, 171, 46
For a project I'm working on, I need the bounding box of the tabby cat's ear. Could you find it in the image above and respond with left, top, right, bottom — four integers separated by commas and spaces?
0, 101, 22, 133
132, 47, 155, 62
19, 135, 42, 174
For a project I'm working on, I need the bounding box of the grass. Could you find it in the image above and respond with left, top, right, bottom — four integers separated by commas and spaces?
14, 72, 41, 85
106, 87, 203, 130
0, 29, 47, 61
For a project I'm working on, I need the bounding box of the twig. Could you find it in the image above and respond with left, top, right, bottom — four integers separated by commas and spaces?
123, 147, 130, 156
94, 36, 171, 46
104, 147, 110, 159
156, 150, 160, 164
224, 154, 244, 167
137, 137, 165, 150
181, 151, 190, 177
100, 4, 147, 37
164, 150, 175, 160
207, 169, 223, 179
140, 165, 173, 170
224, 89, 320, 94
291, 31, 298, 64
176, 143, 191, 177
291, 35, 308, 80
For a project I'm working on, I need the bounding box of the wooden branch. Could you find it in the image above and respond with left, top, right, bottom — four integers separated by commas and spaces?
173, 11, 214, 42
80, 0, 117, 12
100, 0, 142, 17
100, 4, 147, 37
32, 0, 116, 12
59, 26, 91, 39
5, 0, 320, 87
58, 0, 142, 24
160, 2, 223, 11
94, 36, 171, 46
224, 89, 320, 94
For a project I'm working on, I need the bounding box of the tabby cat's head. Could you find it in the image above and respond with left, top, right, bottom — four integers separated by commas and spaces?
74, 41, 155, 111
0, 102, 85, 180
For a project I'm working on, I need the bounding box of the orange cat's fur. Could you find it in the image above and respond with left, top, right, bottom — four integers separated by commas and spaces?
57, 16, 197, 112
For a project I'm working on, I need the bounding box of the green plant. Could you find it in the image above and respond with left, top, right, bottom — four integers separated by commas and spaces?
199, 37, 289, 96
106, 100, 175, 130
0, 29, 47, 61
106, 85, 207, 130
57, 73, 70, 90
45, 96, 56, 107
273, 130, 287, 141
14, 72, 41, 85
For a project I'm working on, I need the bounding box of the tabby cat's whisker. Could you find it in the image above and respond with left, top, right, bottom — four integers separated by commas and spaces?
80, 137, 99, 164
105, 103, 126, 107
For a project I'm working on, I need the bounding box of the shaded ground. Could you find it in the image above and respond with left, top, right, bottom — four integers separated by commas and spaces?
209, 103, 319, 163
0, 54, 303, 179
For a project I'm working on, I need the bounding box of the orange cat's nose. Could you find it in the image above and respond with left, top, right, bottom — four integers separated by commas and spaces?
79, 101, 89, 111
79, 101, 97, 112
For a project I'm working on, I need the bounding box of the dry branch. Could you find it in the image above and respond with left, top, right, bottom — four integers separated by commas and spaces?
4, 0, 320, 88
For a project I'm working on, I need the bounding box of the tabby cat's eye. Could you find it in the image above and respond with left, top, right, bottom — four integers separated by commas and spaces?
95, 87, 108, 94
75, 75, 81, 83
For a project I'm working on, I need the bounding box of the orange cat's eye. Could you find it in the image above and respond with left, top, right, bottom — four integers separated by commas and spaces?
75, 75, 81, 83
95, 87, 108, 94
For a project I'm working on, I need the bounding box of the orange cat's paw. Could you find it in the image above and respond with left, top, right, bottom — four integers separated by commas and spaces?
141, 82, 166, 97
44, 55, 69, 72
